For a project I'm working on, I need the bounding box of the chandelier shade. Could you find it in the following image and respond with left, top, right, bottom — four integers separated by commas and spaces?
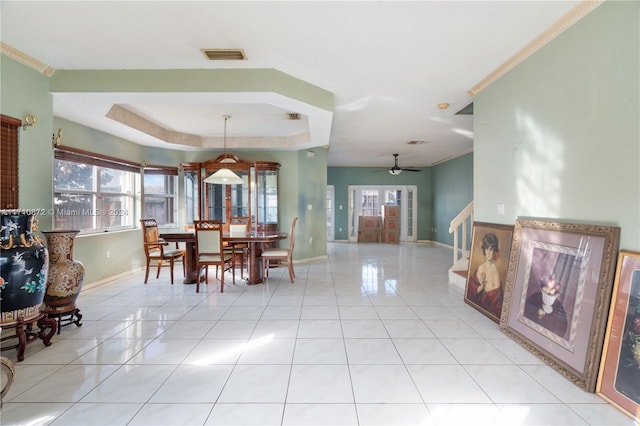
204, 168, 244, 184
204, 115, 243, 185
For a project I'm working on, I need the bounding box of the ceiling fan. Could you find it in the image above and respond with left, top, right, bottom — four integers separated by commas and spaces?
383, 153, 421, 175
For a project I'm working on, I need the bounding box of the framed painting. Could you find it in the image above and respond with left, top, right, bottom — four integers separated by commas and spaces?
500, 219, 620, 392
464, 222, 514, 323
596, 250, 640, 422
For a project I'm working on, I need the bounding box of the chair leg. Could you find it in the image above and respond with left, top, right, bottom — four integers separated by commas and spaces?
220, 267, 224, 293
144, 259, 151, 284
156, 259, 163, 279
288, 261, 295, 283
196, 265, 201, 293
169, 259, 175, 284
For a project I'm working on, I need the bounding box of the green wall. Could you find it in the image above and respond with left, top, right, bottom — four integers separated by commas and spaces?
432, 153, 474, 247
0, 55, 54, 229
296, 149, 328, 260
474, 0, 640, 251
327, 166, 433, 241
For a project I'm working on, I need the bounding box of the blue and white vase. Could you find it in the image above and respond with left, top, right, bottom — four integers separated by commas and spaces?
0, 211, 48, 325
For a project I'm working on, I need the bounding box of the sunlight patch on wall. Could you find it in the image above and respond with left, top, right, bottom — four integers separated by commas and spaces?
514, 107, 564, 218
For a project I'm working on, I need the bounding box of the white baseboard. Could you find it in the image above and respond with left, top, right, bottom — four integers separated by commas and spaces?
82, 267, 143, 290
293, 255, 328, 264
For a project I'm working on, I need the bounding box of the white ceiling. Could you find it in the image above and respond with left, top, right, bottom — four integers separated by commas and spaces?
1, 1, 588, 168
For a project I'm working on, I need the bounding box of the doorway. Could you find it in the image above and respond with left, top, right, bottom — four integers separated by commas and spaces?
347, 185, 417, 243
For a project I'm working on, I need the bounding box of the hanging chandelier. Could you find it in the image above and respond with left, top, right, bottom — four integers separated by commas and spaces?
204, 115, 243, 185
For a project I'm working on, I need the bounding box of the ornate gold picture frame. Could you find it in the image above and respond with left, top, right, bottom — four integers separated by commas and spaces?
597, 250, 640, 421
500, 219, 620, 392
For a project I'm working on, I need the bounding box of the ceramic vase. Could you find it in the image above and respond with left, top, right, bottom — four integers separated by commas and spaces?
0, 211, 49, 326
42, 230, 84, 317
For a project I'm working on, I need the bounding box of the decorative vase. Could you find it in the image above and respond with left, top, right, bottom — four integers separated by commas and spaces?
42, 230, 84, 332
0, 210, 56, 361
0, 211, 49, 325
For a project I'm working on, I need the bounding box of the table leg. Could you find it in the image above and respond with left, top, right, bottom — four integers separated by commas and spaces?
183, 241, 199, 284
246, 241, 264, 285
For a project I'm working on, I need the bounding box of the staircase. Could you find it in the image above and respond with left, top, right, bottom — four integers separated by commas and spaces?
448, 202, 473, 290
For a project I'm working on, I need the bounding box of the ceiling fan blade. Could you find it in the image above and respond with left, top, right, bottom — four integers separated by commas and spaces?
369, 154, 421, 174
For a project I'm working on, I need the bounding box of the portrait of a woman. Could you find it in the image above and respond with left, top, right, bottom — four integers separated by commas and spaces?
464, 223, 513, 322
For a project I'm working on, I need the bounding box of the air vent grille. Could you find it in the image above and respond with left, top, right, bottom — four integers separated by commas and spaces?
201, 49, 247, 61
287, 113, 301, 120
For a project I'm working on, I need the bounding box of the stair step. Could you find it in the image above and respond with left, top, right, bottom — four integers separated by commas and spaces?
453, 270, 467, 278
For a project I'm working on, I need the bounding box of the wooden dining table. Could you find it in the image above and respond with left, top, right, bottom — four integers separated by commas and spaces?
160, 230, 287, 285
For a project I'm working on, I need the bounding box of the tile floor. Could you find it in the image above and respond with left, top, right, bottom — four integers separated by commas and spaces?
1, 242, 636, 425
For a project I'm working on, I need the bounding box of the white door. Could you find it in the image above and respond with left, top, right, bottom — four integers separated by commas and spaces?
326, 185, 335, 242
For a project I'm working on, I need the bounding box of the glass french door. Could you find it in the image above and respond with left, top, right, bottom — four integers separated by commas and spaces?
347, 185, 417, 243
326, 185, 335, 242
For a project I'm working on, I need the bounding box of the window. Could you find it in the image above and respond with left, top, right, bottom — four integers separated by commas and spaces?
143, 167, 178, 226
54, 148, 139, 232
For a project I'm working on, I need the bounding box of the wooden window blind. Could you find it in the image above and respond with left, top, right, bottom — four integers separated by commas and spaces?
54, 145, 141, 173
143, 165, 179, 176
1, 114, 21, 209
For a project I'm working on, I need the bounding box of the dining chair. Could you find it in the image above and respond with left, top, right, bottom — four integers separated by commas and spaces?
140, 218, 185, 284
194, 220, 235, 293
229, 216, 251, 278
262, 217, 298, 283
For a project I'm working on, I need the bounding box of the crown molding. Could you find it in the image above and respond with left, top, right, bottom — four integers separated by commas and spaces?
431, 148, 474, 167
1, 42, 55, 76
468, 0, 603, 97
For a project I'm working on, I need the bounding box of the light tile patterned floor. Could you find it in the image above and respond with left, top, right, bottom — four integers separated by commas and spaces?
1, 242, 635, 425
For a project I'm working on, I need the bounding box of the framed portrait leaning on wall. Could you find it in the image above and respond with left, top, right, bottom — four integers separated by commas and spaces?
464, 222, 514, 323
500, 218, 620, 392
597, 250, 640, 422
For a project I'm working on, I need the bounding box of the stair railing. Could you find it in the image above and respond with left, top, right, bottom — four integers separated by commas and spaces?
448, 202, 473, 267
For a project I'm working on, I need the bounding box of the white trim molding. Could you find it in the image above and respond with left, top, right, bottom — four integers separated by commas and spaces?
1, 42, 55, 76
468, 1, 604, 97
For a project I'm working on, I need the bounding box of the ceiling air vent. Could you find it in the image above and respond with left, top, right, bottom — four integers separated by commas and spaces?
201, 49, 247, 61
287, 113, 301, 120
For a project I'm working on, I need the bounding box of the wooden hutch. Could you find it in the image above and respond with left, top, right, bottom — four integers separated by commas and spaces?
181, 154, 280, 232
